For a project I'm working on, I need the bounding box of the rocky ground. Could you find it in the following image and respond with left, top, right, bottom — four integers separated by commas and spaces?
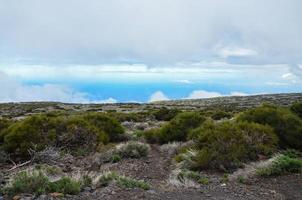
1, 93, 302, 200
1, 143, 301, 200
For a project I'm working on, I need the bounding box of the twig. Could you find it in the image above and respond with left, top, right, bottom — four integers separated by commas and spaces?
7, 160, 31, 172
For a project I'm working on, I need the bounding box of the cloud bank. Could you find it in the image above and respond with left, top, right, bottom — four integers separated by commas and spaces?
0, 0, 301, 69
0, 72, 116, 103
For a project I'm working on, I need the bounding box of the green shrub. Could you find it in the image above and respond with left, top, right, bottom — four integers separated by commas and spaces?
3, 115, 58, 156
0, 118, 12, 143
152, 107, 181, 121
4, 171, 82, 196
110, 154, 122, 163
290, 101, 302, 118
211, 111, 232, 120
257, 155, 302, 176
80, 175, 92, 188
237, 104, 302, 150
177, 170, 209, 185
116, 141, 150, 158
4, 171, 50, 196
48, 177, 81, 195
98, 171, 118, 186
187, 120, 277, 170
56, 117, 108, 153
83, 113, 125, 142
116, 176, 150, 190
144, 112, 206, 143
97, 171, 150, 190
2, 112, 125, 157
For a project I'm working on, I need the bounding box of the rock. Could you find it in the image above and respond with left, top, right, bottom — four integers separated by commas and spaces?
221, 183, 227, 187
84, 187, 92, 192
147, 190, 157, 195
13, 195, 21, 200
111, 191, 116, 195
50, 192, 64, 198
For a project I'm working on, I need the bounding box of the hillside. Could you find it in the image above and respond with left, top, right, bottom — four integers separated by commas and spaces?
0, 93, 301, 200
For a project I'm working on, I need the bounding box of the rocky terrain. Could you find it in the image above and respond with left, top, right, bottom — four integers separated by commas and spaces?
0, 92, 301, 200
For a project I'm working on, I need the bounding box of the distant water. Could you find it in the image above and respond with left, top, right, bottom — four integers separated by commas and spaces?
24, 79, 302, 103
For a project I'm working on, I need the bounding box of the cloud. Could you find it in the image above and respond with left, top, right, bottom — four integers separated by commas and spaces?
0, 72, 117, 103
218, 47, 258, 58
0, 0, 301, 68
149, 91, 170, 102
186, 90, 249, 99
174, 79, 194, 84
230, 92, 248, 96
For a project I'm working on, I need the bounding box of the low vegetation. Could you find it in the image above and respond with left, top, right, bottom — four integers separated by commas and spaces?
0, 112, 125, 156
257, 154, 302, 176
237, 104, 302, 150
144, 112, 206, 143
115, 141, 150, 159
290, 101, 302, 118
97, 171, 150, 190
3, 170, 81, 197
179, 120, 277, 171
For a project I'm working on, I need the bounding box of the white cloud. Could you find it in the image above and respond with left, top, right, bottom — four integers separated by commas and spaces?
0, 0, 301, 68
149, 91, 170, 102
265, 82, 289, 86
92, 98, 117, 104
186, 90, 222, 99
186, 90, 250, 99
0, 72, 117, 103
230, 91, 248, 96
174, 79, 193, 84
218, 47, 258, 58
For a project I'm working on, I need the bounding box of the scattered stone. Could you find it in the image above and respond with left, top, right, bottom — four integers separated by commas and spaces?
50, 192, 64, 198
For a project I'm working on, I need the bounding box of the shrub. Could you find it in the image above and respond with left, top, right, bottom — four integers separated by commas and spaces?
48, 177, 81, 195
98, 171, 118, 187
257, 154, 302, 176
2, 112, 125, 157
83, 113, 125, 142
237, 104, 302, 150
4, 171, 50, 196
177, 170, 209, 185
144, 112, 206, 143
0, 118, 12, 143
110, 154, 122, 163
3, 115, 58, 156
97, 171, 150, 190
152, 107, 181, 121
80, 175, 92, 188
186, 120, 277, 170
56, 117, 108, 153
290, 101, 302, 118
116, 176, 150, 190
116, 141, 150, 158
4, 171, 82, 196
211, 111, 232, 120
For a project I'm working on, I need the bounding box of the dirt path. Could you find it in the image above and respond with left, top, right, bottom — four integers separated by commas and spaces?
67, 144, 302, 200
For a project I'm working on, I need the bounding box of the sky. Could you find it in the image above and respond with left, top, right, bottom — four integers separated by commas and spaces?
0, 0, 301, 103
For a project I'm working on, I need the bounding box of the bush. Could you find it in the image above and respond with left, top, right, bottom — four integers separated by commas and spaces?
4, 170, 82, 196
3, 115, 58, 156
257, 155, 302, 176
211, 111, 232, 120
116, 141, 150, 158
152, 107, 181, 121
56, 117, 108, 153
48, 177, 81, 195
290, 101, 302, 118
83, 113, 125, 142
4, 171, 50, 196
237, 104, 302, 150
144, 112, 206, 143
185, 120, 277, 171
2, 112, 125, 157
97, 171, 150, 190
0, 118, 12, 143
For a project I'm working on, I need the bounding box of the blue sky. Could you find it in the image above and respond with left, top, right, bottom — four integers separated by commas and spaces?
0, 0, 301, 103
